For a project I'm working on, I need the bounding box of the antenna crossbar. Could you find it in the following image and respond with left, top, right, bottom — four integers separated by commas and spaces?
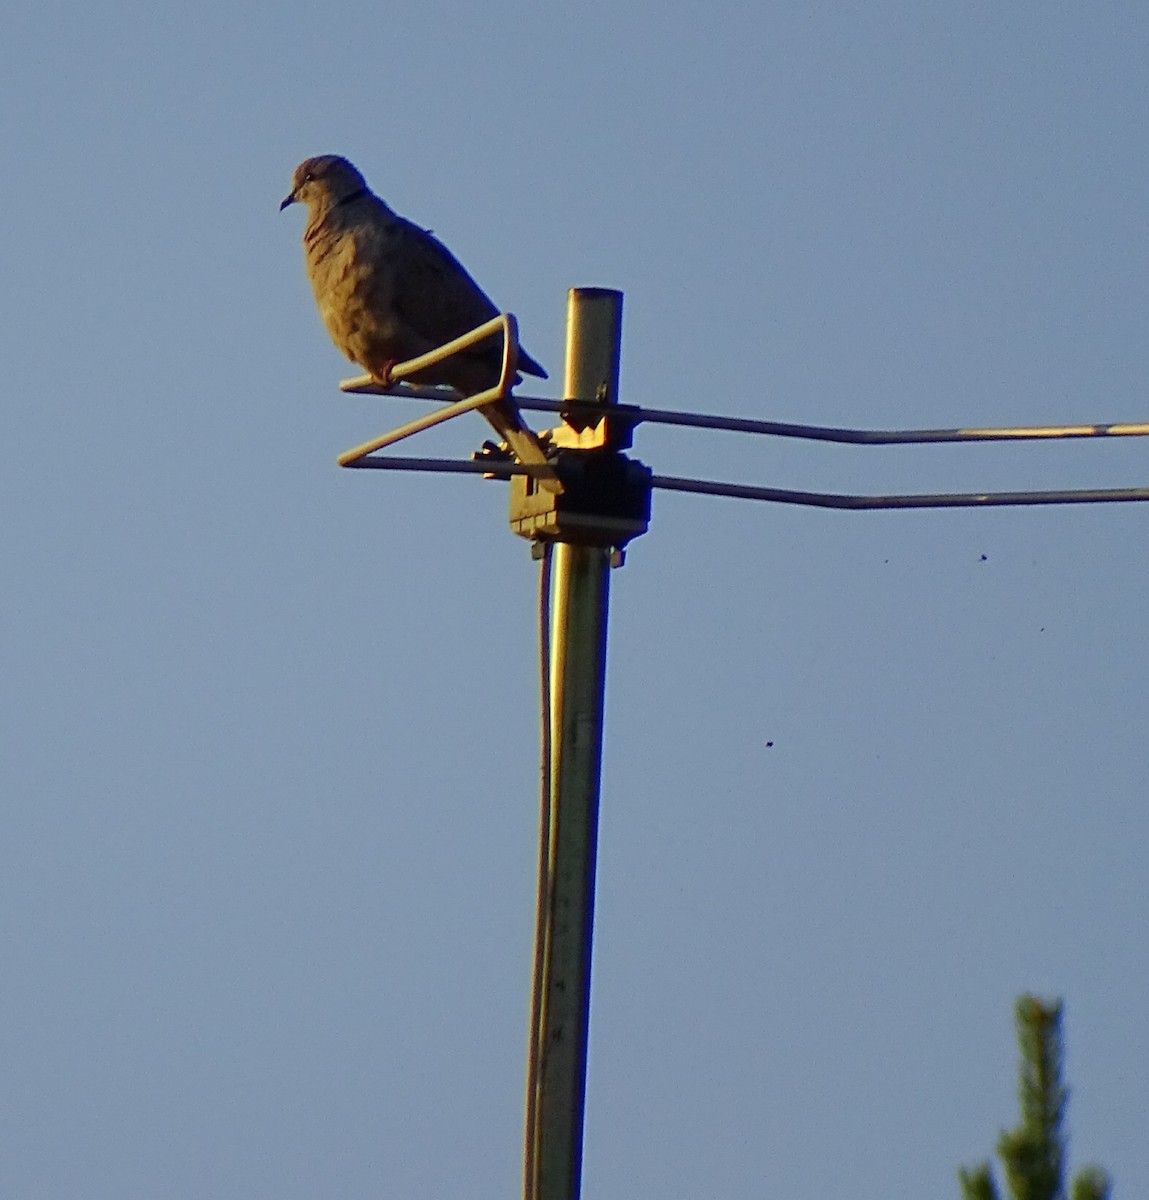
340, 380, 1149, 447
339, 453, 1149, 510
650, 475, 1149, 510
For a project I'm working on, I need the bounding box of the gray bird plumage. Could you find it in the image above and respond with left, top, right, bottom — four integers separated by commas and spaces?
280, 155, 548, 398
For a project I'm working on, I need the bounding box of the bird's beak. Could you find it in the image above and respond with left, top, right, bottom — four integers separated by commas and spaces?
279, 191, 297, 211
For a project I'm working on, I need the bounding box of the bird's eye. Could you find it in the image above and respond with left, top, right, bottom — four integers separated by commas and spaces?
303, 171, 315, 183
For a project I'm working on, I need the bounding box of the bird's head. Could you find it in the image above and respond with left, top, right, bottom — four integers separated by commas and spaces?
280, 155, 369, 214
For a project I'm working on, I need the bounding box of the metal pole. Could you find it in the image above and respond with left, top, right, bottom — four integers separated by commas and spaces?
524, 289, 623, 1200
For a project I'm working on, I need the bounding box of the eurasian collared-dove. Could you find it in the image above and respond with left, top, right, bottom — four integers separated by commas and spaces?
281, 155, 548, 455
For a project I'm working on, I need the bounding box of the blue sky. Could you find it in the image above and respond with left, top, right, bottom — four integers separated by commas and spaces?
3, 2, 1147, 1196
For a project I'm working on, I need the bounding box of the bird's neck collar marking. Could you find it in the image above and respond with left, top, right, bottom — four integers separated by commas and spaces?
333, 187, 369, 208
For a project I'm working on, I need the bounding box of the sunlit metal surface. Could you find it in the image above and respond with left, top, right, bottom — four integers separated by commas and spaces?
523, 289, 623, 1200
339, 380, 1149, 446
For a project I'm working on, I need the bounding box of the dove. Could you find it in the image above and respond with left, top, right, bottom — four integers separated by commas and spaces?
281, 154, 549, 459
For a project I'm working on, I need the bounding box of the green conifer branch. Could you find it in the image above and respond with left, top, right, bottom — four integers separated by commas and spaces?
957, 996, 1112, 1200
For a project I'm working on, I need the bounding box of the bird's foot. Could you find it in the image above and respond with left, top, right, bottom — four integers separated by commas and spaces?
371, 361, 398, 388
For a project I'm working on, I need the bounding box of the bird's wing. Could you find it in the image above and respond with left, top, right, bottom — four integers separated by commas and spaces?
380, 212, 547, 381
388, 218, 503, 353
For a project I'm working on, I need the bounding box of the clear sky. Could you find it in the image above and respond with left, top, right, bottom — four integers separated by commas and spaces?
3, 2, 1147, 1197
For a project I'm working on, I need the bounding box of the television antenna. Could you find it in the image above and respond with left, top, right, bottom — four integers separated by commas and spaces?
334, 288, 1149, 1200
